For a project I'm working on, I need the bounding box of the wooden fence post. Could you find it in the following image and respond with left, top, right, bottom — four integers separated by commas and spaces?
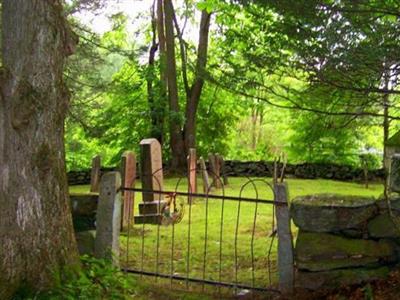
275, 182, 294, 294
95, 172, 121, 266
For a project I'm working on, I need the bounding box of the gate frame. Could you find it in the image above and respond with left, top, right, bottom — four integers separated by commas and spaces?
97, 171, 294, 295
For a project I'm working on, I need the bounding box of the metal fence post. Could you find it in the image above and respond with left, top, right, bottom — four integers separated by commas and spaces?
275, 182, 294, 294
95, 171, 122, 266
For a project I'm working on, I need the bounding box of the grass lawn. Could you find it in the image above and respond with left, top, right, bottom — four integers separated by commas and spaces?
70, 177, 383, 294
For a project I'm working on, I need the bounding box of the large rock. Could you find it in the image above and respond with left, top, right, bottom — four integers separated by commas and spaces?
296, 232, 395, 271
368, 213, 400, 238
75, 230, 96, 255
70, 193, 98, 216
70, 193, 98, 232
389, 154, 400, 192
291, 194, 377, 232
376, 194, 400, 212
296, 266, 390, 290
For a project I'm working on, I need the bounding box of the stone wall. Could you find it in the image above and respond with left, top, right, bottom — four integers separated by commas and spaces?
67, 161, 384, 185
68, 167, 116, 185
223, 161, 384, 181
291, 194, 400, 290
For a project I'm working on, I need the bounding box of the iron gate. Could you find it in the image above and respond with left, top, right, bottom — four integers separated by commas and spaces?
119, 170, 289, 296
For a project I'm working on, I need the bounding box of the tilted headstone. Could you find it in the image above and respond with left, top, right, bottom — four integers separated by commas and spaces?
389, 154, 400, 193
121, 151, 136, 228
95, 172, 122, 266
187, 148, 197, 203
218, 154, 228, 185
140, 138, 164, 202
90, 155, 101, 193
209, 153, 221, 188
199, 157, 210, 194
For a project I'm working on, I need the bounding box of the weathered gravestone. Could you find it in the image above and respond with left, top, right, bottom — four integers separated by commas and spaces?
90, 155, 101, 193
208, 153, 222, 188
140, 138, 163, 201
135, 138, 165, 224
121, 151, 136, 228
187, 148, 197, 203
199, 157, 210, 193
95, 172, 121, 266
218, 154, 228, 185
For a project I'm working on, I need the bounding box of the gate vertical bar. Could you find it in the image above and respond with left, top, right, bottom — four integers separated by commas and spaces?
218, 189, 226, 296
234, 197, 242, 291
275, 182, 294, 294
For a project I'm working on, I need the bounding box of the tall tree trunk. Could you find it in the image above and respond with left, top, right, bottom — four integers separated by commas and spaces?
0, 1, 79, 298
258, 105, 264, 144
383, 89, 390, 198
156, 0, 167, 89
147, 1, 163, 144
164, 0, 185, 170
184, 10, 211, 152
172, 8, 190, 98
251, 106, 257, 150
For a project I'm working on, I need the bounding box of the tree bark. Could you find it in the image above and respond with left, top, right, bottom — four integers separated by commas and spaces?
172, 8, 191, 98
184, 10, 211, 152
251, 106, 257, 150
164, 0, 185, 170
156, 0, 166, 87
147, 1, 163, 144
383, 88, 390, 198
0, 1, 79, 298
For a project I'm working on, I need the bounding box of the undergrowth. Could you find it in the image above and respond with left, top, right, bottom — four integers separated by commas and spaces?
17, 255, 138, 300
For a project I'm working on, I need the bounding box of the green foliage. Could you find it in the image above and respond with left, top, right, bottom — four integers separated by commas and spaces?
196, 86, 240, 157
41, 256, 138, 300
63, 0, 395, 171
360, 153, 382, 171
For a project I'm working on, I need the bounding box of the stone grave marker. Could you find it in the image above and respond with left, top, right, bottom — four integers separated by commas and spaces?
90, 155, 101, 193
140, 138, 164, 202
135, 138, 166, 224
218, 154, 228, 185
199, 157, 210, 194
187, 148, 197, 203
121, 151, 136, 228
95, 172, 121, 266
209, 153, 221, 188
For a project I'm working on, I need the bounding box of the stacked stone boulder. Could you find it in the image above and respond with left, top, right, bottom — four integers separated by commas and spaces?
70, 193, 98, 255
291, 193, 400, 290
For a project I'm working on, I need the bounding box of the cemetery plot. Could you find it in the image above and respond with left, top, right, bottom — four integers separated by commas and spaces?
120, 176, 283, 295
116, 139, 291, 295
